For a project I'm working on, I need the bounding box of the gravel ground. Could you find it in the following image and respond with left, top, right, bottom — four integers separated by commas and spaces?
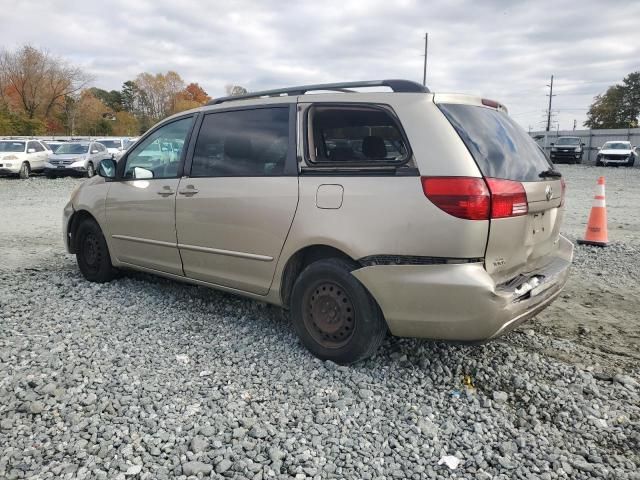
1, 168, 639, 479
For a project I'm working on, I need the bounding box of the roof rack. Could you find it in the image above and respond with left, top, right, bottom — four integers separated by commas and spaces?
208, 79, 429, 105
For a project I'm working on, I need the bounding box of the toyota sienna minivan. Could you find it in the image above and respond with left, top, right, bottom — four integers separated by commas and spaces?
62, 79, 573, 364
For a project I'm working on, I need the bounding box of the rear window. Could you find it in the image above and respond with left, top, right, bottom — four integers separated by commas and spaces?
439, 104, 553, 182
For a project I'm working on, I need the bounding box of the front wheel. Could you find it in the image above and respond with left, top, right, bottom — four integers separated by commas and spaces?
86, 162, 95, 178
75, 219, 117, 283
19, 162, 30, 179
290, 258, 387, 364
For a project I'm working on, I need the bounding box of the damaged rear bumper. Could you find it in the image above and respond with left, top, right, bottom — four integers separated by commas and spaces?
352, 235, 574, 341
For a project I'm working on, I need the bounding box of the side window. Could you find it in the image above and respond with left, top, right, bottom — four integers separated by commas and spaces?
123, 116, 193, 179
308, 105, 409, 164
36, 141, 47, 151
28, 141, 43, 152
191, 108, 289, 177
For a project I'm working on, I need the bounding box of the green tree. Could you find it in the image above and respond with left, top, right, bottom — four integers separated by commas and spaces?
585, 71, 640, 128
89, 87, 123, 112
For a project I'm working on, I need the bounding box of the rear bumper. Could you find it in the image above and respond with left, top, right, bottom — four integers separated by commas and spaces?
352, 235, 574, 341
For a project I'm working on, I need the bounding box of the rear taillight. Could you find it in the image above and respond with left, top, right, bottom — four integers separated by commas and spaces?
485, 178, 528, 218
421, 177, 490, 220
421, 177, 528, 220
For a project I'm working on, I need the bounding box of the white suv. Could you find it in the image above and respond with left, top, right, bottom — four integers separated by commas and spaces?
0, 139, 48, 178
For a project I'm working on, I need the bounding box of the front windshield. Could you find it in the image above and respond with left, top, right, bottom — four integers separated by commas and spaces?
602, 142, 630, 150
556, 138, 580, 145
55, 143, 89, 155
0, 141, 25, 152
98, 140, 121, 149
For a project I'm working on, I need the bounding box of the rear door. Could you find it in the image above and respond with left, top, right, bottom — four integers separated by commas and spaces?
436, 100, 564, 282
176, 105, 298, 295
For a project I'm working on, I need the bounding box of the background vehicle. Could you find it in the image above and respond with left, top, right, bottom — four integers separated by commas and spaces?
549, 136, 584, 164
42, 141, 66, 154
114, 137, 139, 161
0, 139, 48, 178
596, 141, 636, 166
96, 138, 127, 157
45, 141, 112, 178
62, 79, 572, 364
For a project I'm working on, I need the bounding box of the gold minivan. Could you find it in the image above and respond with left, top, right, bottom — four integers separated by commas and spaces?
63, 80, 573, 364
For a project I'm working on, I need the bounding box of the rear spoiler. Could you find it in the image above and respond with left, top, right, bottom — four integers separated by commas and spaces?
433, 93, 508, 114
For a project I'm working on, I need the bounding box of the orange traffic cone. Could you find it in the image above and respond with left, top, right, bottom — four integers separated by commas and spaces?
577, 176, 608, 247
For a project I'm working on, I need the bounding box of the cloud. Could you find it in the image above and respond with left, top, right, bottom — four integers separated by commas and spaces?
1, 0, 638, 129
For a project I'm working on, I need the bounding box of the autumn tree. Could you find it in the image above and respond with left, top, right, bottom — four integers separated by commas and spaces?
172, 82, 211, 114
112, 111, 139, 136
585, 71, 640, 128
134, 71, 185, 122
0, 45, 91, 120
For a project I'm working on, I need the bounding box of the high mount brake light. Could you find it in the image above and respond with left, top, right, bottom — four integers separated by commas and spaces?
421, 177, 528, 220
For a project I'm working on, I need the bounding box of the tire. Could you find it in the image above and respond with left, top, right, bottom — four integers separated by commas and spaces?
75, 219, 117, 283
290, 258, 387, 364
86, 162, 95, 178
19, 162, 30, 179
596, 160, 603, 167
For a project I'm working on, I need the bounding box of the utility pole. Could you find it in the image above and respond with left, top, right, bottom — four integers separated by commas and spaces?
546, 75, 555, 132
422, 33, 428, 86
573, 119, 577, 131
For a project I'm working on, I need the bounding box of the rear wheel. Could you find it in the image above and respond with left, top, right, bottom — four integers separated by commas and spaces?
290, 258, 387, 364
19, 162, 30, 179
75, 219, 117, 283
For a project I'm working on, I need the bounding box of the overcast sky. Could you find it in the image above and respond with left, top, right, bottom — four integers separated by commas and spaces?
2, 0, 639, 131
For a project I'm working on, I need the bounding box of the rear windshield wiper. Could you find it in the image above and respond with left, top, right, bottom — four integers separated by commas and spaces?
539, 168, 562, 178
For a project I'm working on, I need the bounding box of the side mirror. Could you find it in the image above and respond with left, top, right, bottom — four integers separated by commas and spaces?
98, 158, 117, 179
133, 166, 153, 179
27, 148, 36, 153
550, 143, 554, 146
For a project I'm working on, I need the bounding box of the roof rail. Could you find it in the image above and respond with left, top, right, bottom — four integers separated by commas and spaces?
208, 79, 429, 105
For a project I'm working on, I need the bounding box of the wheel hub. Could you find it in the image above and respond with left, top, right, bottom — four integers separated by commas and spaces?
304, 282, 355, 348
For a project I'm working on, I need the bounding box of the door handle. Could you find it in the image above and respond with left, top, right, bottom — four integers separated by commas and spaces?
157, 186, 175, 197
178, 185, 199, 196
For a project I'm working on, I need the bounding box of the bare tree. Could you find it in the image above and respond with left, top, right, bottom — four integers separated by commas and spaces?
0, 45, 91, 119
135, 71, 185, 122
225, 84, 248, 96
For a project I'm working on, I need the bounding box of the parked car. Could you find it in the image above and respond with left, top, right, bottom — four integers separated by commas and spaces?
96, 138, 127, 157
549, 136, 584, 164
45, 141, 112, 178
595, 141, 636, 167
0, 139, 49, 178
62, 79, 573, 364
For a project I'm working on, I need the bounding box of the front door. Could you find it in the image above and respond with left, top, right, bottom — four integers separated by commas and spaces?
176, 106, 298, 295
105, 116, 194, 275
